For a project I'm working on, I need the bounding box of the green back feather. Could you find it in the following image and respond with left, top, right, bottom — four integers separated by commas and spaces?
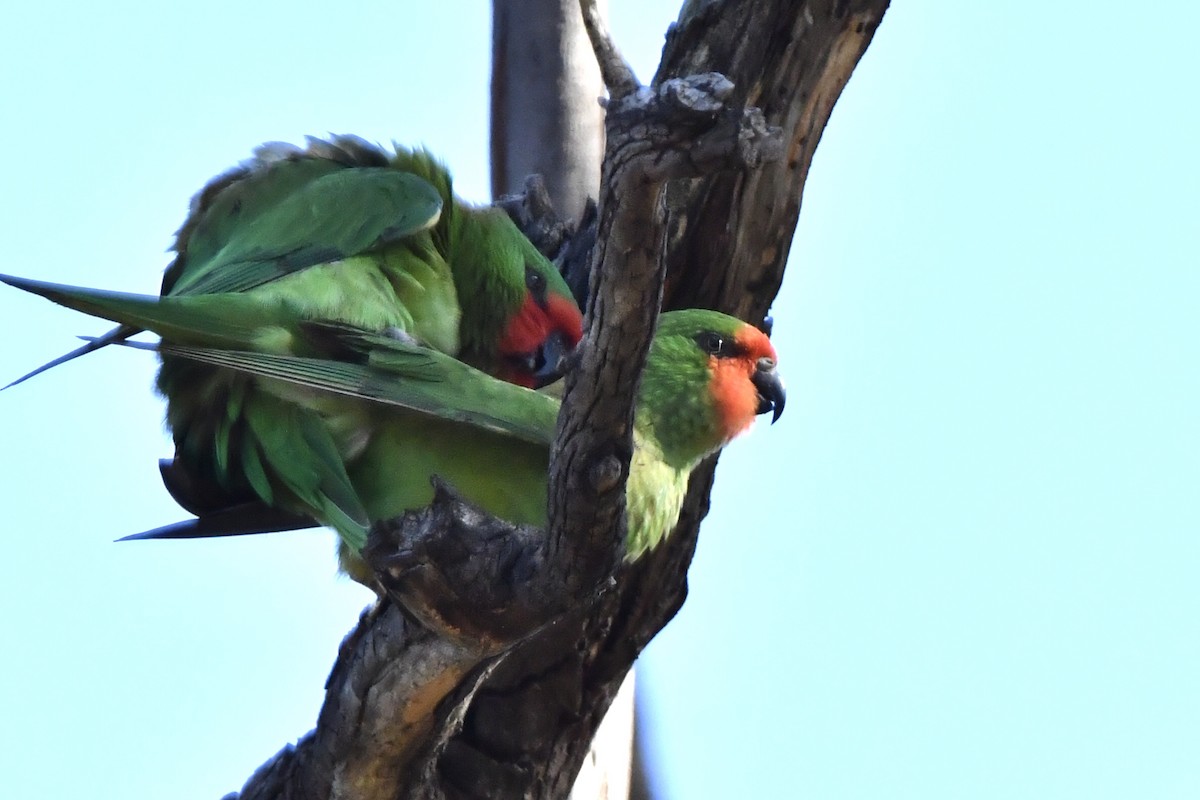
167, 169, 443, 297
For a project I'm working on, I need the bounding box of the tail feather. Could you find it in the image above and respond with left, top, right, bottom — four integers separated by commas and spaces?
4, 324, 136, 389
0, 273, 282, 351
117, 503, 317, 541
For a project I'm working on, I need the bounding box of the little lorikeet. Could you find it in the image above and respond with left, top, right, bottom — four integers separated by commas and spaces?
4, 136, 583, 530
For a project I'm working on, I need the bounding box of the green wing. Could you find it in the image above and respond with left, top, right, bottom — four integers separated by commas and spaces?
167, 167, 443, 297
224, 388, 370, 552
1, 271, 560, 447
156, 329, 560, 448
164, 156, 344, 292
3, 152, 445, 388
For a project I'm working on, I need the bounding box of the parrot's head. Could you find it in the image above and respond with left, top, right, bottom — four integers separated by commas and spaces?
493, 257, 584, 389
640, 309, 785, 467
452, 207, 583, 389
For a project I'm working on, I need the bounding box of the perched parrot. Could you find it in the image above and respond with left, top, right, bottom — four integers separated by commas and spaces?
0, 274, 783, 579
4, 135, 583, 530
8, 136, 582, 388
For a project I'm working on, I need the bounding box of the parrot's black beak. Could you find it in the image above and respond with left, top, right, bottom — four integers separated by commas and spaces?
529, 331, 572, 388
752, 358, 786, 424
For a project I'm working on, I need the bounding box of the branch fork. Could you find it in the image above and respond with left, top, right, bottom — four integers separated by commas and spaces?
220, 0, 896, 795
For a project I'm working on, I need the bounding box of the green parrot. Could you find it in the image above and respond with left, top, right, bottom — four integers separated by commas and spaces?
0, 274, 783, 578
9, 136, 582, 388
5, 136, 584, 529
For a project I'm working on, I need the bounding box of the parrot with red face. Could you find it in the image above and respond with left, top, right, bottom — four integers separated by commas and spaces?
3, 136, 584, 531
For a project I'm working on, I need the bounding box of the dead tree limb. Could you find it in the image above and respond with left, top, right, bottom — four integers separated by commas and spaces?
225, 1, 889, 798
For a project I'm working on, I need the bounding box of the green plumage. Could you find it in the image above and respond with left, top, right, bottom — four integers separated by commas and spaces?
155, 137, 578, 371
155, 138, 578, 522
155, 308, 767, 571
4, 137, 583, 552
0, 270, 778, 578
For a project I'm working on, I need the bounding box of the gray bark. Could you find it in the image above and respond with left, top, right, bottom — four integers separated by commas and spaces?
225, 1, 890, 798
491, 5, 640, 789
491, 0, 605, 223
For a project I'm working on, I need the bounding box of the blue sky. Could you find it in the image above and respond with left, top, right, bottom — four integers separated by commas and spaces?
1, 2, 1198, 798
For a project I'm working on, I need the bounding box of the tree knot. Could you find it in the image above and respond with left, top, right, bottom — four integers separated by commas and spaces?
589, 454, 624, 494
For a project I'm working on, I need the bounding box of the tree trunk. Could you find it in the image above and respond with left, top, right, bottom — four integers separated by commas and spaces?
491, 0, 605, 224
491, 3, 633, 798
225, 1, 890, 798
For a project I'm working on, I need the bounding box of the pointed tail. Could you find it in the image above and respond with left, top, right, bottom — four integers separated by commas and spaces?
4, 323, 138, 389
0, 273, 278, 358
118, 503, 318, 541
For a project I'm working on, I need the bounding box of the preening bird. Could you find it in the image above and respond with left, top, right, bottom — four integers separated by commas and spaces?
4, 136, 583, 533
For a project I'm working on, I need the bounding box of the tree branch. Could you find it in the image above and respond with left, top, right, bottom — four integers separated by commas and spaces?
431, 2, 890, 795
578, 0, 640, 98
547, 69, 782, 600
229, 600, 496, 800
224, 1, 889, 797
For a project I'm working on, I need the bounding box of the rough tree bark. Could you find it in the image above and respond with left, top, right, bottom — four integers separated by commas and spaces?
491, 5, 628, 796
223, 1, 889, 798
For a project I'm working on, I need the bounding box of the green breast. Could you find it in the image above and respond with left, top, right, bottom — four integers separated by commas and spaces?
624, 431, 690, 560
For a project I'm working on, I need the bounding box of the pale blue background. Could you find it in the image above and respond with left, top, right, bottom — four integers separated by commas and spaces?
1, 2, 1197, 798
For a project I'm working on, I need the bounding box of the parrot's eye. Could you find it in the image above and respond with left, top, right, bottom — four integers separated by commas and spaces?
525, 266, 547, 303
695, 331, 728, 356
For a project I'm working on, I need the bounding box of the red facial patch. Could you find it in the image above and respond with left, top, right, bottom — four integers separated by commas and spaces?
708, 324, 778, 441
497, 292, 585, 386
499, 295, 584, 355
546, 293, 585, 346
498, 294, 549, 358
